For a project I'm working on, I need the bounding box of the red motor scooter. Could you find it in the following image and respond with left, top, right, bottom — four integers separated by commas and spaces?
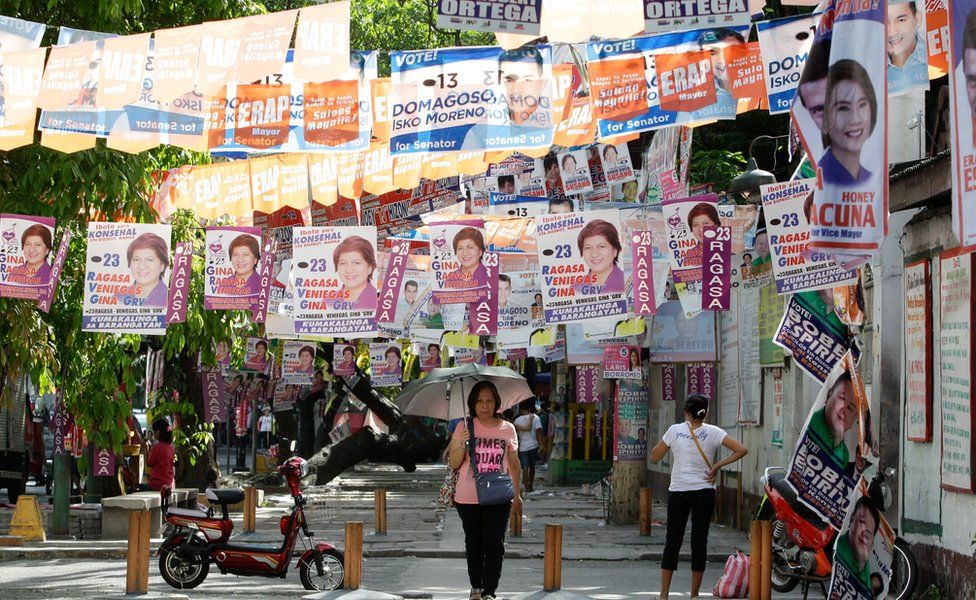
158, 456, 344, 591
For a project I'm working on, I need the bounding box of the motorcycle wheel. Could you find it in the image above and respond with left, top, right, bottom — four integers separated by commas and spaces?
299, 548, 344, 591
158, 546, 209, 589
888, 538, 918, 600
770, 565, 800, 593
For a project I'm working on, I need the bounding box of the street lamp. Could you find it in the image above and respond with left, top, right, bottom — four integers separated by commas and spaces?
728, 135, 787, 203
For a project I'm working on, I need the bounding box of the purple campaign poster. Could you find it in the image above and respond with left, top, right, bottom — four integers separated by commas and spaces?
0, 214, 56, 302
38, 228, 72, 313
662, 364, 676, 402
202, 368, 226, 423
468, 251, 499, 336
576, 365, 599, 403
376, 239, 411, 325
94, 446, 115, 477
702, 225, 732, 311
204, 226, 263, 311
631, 229, 656, 316
166, 241, 192, 324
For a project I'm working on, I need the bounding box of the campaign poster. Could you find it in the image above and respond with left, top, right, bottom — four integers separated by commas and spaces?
496, 264, 557, 349
761, 178, 859, 293
370, 342, 403, 387
333, 343, 358, 377
292, 226, 378, 337
536, 209, 629, 324
631, 229, 657, 316
643, 0, 750, 34
774, 290, 853, 383
758, 283, 786, 366
0, 214, 56, 302
381, 258, 431, 339
436, 0, 542, 35
615, 380, 648, 461
757, 13, 818, 114
419, 342, 442, 372
648, 300, 717, 362
454, 344, 489, 366
904, 260, 932, 442
204, 226, 263, 312
599, 143, 637, 185
663, 194, 720, 314
202, 368, 226, 424
792, 0, 888, 266
242, 337, 272, 375
927, 0, 949, 77
212, 339, 232, 375
949, 0, 976, 247
662, 364, 677, 402
702, 226, 732, 311
0, 16, 45, 53
281, 340, 316, 386
82, 222, 172, 335
603, 343, 643, 380
887, 0, 929, 96
429, 219, 491, 305
786, 352, 870, 530
685, 362, 716, 400
577, 365, 600, 403
273, 380, 300, 412
557, 149, 594, 194
487, 193, 550, 217
828, 479, 896, 600
389, 45, 554, 154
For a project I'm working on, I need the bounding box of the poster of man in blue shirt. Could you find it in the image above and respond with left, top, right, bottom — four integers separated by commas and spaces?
887, 1, 929, 95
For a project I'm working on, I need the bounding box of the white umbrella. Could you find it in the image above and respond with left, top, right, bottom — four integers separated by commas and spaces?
396, 363, 533, 421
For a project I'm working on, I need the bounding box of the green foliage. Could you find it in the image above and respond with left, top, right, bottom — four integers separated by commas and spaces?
689, 148, 746, 191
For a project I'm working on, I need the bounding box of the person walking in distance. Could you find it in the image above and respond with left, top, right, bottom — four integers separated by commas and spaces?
146, 419, 176, 491
649, 394, 748, 599
514, 400, 543, 493
447, 381, 522, 600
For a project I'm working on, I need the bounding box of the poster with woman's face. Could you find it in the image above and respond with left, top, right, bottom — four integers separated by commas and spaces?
429, 219, 491, 305
662, 194, 719, 315
599, 143, 636, 185
292, 226, 378, 338
213, 339, 232, 374
333, 344, 358, 377
369, 342, 403, 387
602, 344, 642, 380
204, 226, 263, 311
536, 209, 628, 324
556, 149, 594, 194
82, 222, 172, 335
419, 342, 442, 372
0, 214, 56, 301
242, 337, 272, 375
281, 340, 316, 385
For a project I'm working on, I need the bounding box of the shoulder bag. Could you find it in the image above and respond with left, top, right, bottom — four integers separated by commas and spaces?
468, 417, 516, 505
688, 422, 713, 469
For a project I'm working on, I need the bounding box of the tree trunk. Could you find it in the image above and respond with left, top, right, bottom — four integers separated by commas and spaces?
175, 352, 220, 491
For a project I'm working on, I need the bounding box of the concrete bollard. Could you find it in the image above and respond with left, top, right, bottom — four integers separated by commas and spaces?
639, 487, 652, 536
510, 502, 522, 537
243, 486, 258, 533
543, 523, 563, 592
761, 520, 773, 600
375, 488, 387, 535
749, 520, 762, 600
125, 510, 151, 594
345, 521, 364, 590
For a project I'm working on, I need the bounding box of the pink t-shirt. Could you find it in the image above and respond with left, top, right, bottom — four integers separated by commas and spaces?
452, 419, 518, 505
148, 442, 175, 491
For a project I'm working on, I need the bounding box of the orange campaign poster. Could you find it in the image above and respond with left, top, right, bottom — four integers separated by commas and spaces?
927, 0, 950, 77
308, 154, 339, 206
234, 11, 297, 85
304, 79, 360, 146
2, 48, 46, 125
655, 50, 717, 113
205, 90, 229, 149
95, 33, 150, 109
363, 140, 395, 195
36, 41, 97, 110
194, 162, 253, 220
393, 154, 423, 189
588, 56, 648, 122
551, 63, 579, 123
152, 25, 202, 104
233, 84, 292, 149
723, 42, 765, 102
337, 151, 365, 199
277, 154, 310, 210
371, 78, 392, 142
554, 95, 596, 147
249, 154, 283, 213
293, 1, 351, 81
195, 19, 245, 97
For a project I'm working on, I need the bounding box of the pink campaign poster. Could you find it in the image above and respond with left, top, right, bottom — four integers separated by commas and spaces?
204, 226, 263, 311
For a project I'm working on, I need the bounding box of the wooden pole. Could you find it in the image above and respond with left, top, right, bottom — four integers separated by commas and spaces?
639, 487, 652, 536
345, 521, 363, 590
243, 486, 257, 533
125, 510, 150, 594
510, 502, 522, 537
761, 520, 773, 600
749, 520, 762, 600
542, 523, 563, 591
374, 489, 387, 535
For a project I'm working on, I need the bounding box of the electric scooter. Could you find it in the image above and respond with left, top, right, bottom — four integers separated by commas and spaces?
757, 466, 917, 600
158, 456, 344, 591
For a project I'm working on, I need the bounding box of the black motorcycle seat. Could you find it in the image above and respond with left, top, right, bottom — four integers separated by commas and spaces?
768, 472, 831, 531
205, 488, 245, 505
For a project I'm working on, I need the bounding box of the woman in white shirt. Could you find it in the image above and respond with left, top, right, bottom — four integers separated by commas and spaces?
649, 394, 748, 599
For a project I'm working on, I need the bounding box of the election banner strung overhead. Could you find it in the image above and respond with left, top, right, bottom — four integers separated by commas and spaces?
827, 479, 895, 600
774, 290, 854, 383
389, 45, 554, 154
787, 352, 873, 530
378, 256, 431, 339
204, 226, 263, 312
487, 193, 550, 217
0, 214, 56, 303
281, 340, 316, 386
791, 0, 888, 268
643, 0, 751, 34
949, 0, 976, 247
701, 225, 732, 311
82, 222, 172, 335
0, 16, 45, 52
436, 0, 542, 35
757, 13, 818, 114
760, 178, 859, 293
292, 226, 378, 337
536, 209, 629, 324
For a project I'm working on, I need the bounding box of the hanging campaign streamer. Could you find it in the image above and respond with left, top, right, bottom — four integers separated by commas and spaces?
370, 342, 403, 387
292, 226, 378, 337
685, 362, 715, 398
204, 226, 263, 311
376, 239, 411, 326
556, 148, 594, 194
436, 0, 542, 35
429, 219, 491, 305
38, 229, 72, 314
577, 365, 599, 403
886, 0, 929, 96
0, 16, 45, 52
166, 241, 192, 323
702, 225, 732, 311
281, 340, 316, 386
663, 193, 719, 314
389, 45, 554, 154
615, 380, 648, 461
760, 178, 859, 293
333, 343, 358, 377
827, 479, 895, 600
82, 222, 172, 335
468, 250, 499, 336
643, 0, 751, 34
662, 363, 677, 401
487, 192, 549, 217
949, 0, 976, 247
419, 342, 442, 372
0, 214, 56, 302
757, 13, 818, 114
649, 300, 717, 362
360, 181, 464, 241
787, 352, 872, 530
631, 229, 656, 316
792, 0, 888, 266
94, 446, 115, 477
587, 27, 747, 140
255, 205, 303, 336
202, 369, 226, 423
536, 209, 629, 324
380, 258, 430, 339
927, 0, 949, 77
603, 343, 642, 379
724, 41, 766, 102
774, 290, 853, 382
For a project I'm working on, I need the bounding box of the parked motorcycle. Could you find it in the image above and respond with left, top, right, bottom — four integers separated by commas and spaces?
158, 456, 343, 591
757, 466, 917, 600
